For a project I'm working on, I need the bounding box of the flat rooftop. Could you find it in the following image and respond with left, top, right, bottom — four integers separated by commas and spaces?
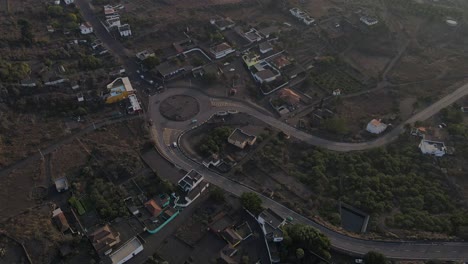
109, 237, 142, 264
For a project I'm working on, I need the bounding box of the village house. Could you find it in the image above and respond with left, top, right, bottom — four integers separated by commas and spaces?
64, 0, 74, 5
54, 177, 69, 192
242, 52, 261, 68
52, 208, 70, 233
228, 128, 257, 149
88, 224, 121, 255
210, 16, 235, 31
366, 119, 387, 134
135, 49, 155, 61
360, 16, 379, 26
20, 79, 37, 87
461, 106, 468, 113
127, 94, 142, 114
154, 61, 190, 79
210, 42, 235, 59
108, 237, 144, 264
118, 24, 132, 37
145, 199, 163, 217
105, 15, 121, 29
178, 170, 204, 192
259, 41, 273, 54
243, 28, 263, 43
278, 88, 300, 107
104, 77, 135, 104
80, 22, 93, 34
289, 7, 315, 25
419, 139, 447, 157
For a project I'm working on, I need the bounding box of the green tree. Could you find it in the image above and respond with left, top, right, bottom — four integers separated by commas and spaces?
240, 192, 263, 215
283, 224, 331, 260
47, 6, 63, 17
142, 56, 160, 70
296, 248, 305, 260
210, 187, 225, 204
79, 55, 101, 70
363, 251, 388, 264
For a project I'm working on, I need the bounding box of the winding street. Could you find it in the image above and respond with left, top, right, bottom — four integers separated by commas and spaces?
72, 0, 468, 260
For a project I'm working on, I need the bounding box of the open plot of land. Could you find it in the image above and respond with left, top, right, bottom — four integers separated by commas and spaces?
312, 68, 366, 94
335, 90, 398, 139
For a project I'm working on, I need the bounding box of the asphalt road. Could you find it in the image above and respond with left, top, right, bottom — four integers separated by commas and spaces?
74, 1, 468, 260
148, 93, 468, 261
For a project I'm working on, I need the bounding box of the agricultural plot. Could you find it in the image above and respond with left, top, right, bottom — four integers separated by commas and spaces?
311, 68, 365, 94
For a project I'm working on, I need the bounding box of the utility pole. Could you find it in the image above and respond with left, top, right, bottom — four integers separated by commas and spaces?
38, 149, 44, 160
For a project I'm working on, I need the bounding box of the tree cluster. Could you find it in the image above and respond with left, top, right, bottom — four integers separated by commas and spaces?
283, 224, 331, 260
256, 136, 468, 234
198, 126, 233, 155
240, 192, 263, 215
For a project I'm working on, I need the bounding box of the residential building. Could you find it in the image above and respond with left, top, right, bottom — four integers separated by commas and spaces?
108, 237, 143, 264
47, 25, 55, 33
243, 28, 262, 43
210, 42, 235, 59
258, 26, 279, 38
105, 15, 121, 29
461, 106, 468, 113
80, 22, 93, 34
242, 52, 260, 68
20, 79, 37, 87
221, 227, 243, 247
64, 0, 74, 5
54, 0, 60, 5
127, 94, 142, 114
254, 68, 281, 84
88, 225, 121, 255
278, 88, 300, 106
289, 7, 315, 25
104, 77, 135, 104
54, 177, 69, 192
259, 41, 273, 54
366, 119, 387, 134
178, 170, 204, 192
202, 154, 221, 168
257, 208, 286, 242
118, 24, 132, 37
360, 16, 379, 26
419, 140, 447, 157
154, 61, 188, 79
104, 5, 116, 16
228, 128, 257, 149
136, 49, 155, 61
145, 199, 162, 217
181, 180, 210, 207
270, 55, 291, 70
52, 208, 70, 233
210, 16, 235, 31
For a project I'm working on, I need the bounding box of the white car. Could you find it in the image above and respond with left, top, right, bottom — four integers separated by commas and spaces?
172, 142, 178, 148
355, 259, 363, 263
229, 68, 235, 72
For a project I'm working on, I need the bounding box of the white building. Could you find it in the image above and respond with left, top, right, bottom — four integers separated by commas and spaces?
80, 22, 93, 35
360, 16, 379, 26
419, 140, 447, 157
64, 0, 74, 5
118, 24, 132, 37
210, 42, 235, 59
178, 170, 204, 192
127, 94, 141, 114
289, 7, 315, 25
108, 237, 143, 264
366, 119, 387, 134
54, 0, 60, 5
105, 15, 121, 29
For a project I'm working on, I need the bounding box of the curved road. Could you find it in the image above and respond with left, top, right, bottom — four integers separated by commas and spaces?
74, 0, 468, 260
148, 90, 468, 261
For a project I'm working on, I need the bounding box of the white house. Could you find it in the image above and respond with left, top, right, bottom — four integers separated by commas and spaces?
419, 140, 447, 157
178, 170, 204, 192
80, 22, 93, 35
210, 42, 235, 59
64, 0, 74, 5
54, 0, 60, 5
108, 237, 143, 264
366, 119, 387, 134
105, 15, 121, 29
118, 24, 132, 37
289, 7, 315, 25
360, 16, 379, 26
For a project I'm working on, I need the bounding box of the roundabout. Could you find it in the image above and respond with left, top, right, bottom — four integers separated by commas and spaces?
159, 95, 200, 121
